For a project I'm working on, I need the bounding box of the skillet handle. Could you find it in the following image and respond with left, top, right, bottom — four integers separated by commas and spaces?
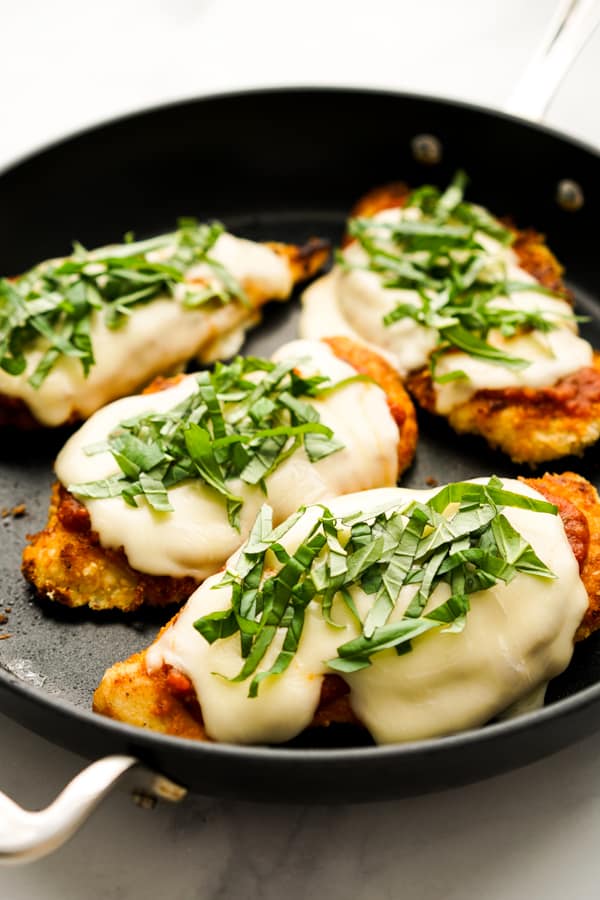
0, 755, 186, 865
504, 0, 600, 122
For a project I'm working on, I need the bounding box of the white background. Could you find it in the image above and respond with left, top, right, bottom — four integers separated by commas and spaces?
1, 0, 600, 896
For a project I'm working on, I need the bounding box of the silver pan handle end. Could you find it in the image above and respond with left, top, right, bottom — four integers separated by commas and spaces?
504, 0, 600, 122
0, 755, 186, 865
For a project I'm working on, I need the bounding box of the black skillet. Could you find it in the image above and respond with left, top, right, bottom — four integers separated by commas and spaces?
0, 86, 599, 806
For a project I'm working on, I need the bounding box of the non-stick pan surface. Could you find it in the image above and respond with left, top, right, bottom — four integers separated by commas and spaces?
1, 88, 599, 803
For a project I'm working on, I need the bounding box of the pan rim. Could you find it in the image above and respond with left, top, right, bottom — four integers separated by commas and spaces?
0, 84, 598, 186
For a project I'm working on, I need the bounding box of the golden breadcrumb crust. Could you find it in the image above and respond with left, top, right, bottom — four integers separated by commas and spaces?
22, 340, 416, 612
0, 238, 330, 429
408, 354, 600, 465
522, 472, 600, 641
21, 482, 199, 612
93, 471, 600, 742
93, 640, 207, 739
347, 182, 412, 227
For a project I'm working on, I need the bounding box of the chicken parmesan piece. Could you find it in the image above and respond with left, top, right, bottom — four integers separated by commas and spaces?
0, 223, 329, 428
22, 338, 416, 612
300, 173, 598, 464
93, 474, 593, 745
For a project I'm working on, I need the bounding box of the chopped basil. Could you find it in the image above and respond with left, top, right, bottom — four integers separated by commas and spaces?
194, 478, 557, 694
341, 171, 578, 378
69, 356, 366, 528
0, 220, 248, 388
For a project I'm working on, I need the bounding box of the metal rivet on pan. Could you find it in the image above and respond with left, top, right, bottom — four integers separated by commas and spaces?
556, 179, 584, 211
411, 134, 443, 165
132, 791, 158, 810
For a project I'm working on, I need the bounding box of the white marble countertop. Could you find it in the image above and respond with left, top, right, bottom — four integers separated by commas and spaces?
2, 0, 600, 895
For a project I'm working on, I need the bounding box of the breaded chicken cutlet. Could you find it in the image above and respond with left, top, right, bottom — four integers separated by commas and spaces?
0, 225, 329, 428
300, 175, 600, 464
93, 472, 600, 745
22, 337, 417, 612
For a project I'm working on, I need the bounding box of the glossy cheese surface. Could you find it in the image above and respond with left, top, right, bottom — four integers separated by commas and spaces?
147, 479, 587, 745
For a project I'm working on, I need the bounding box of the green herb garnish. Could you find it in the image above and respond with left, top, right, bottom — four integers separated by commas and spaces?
69, 355, 366, 527
194, 477, 557, 695
340, 172, 578, 379
0, 220, 248, 388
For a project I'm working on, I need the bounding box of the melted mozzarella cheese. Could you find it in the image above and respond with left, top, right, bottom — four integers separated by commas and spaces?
146, 479, 587, 745
55, 339, 400, 580
434, 325, 592, 413
299, 207, 593, 411
301, 268, 437, 372
0, 233, 292, 426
